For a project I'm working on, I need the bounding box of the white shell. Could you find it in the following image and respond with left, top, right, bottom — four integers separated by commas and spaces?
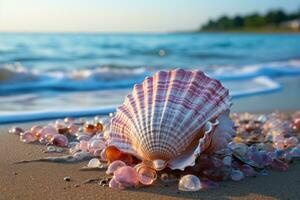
108, 69, 232, 170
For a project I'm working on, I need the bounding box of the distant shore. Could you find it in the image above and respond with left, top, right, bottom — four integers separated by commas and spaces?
197, 28, 300, 34
172, 29, 300, 34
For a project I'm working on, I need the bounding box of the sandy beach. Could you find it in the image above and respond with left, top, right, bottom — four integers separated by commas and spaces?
0, 122, 299, 200
0, 76, 300, 200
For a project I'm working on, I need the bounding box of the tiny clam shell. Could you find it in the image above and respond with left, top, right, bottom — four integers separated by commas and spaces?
20, 131, 36, 143
106, 160, 126, 175
113, 166, 139, 188
178, 174, 202, 192
136, 165, 157, 185
9, 127, 24, 136
109, 177, 124, 190
50, 134, 68, 147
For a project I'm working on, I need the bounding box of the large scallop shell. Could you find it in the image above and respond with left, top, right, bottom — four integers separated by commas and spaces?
108, 69, 232, 170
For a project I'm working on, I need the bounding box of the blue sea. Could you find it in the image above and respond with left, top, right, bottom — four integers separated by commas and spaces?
1, 33, 300, 123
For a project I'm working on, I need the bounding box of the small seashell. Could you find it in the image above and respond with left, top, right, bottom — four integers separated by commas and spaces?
106, 160, 126, 175
178, 174, 202, 192
105, 146, 123, 163
109, 177, 124, 189
87, 158, 101, 168
100, 148, 107, 161
292, 117, 300, 131
50, 134, 68, 147
136, 165, 157, 185
54, 119, 66, 129
95, 123, 104, 132
114, 166, 139, 188
46, 146, 64, 153
79, 140, 89, 151
30, 125, 43, 136
230, 169, 244, 181
229, 142, 248, 157
222, 156, 232, 166
20, 131, 36, 143
9, 127, 24, 135
37, 126, 57, 138
67, 124, 80, 135
64, 176, 71, 181
88, 139, 106, 152
84, 124, 97, 135
77, 134, 91, 141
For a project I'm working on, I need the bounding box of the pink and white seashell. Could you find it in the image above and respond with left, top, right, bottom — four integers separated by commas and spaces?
49, 134, 68, 147
107, 69, 232, 171
113, 166, 139, 188
106, 160, 126, 175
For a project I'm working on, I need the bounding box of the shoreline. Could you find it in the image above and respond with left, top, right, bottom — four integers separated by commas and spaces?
0, 76, 299, 200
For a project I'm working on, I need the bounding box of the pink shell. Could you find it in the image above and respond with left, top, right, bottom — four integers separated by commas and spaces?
114, 166, 139, 187
108, 69, 231, 170
50, 134, 68, 147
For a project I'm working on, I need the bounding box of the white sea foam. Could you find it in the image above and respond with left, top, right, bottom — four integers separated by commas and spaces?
0, 60, 299, 123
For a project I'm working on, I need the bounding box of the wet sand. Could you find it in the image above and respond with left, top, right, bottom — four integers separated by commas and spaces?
232, 76, 300, 113
0, 121, 299, 200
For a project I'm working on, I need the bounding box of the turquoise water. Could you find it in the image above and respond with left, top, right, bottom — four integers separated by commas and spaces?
0, 33, 300, 123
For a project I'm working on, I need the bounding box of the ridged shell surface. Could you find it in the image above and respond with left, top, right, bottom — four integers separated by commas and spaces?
108, 69, 231, 167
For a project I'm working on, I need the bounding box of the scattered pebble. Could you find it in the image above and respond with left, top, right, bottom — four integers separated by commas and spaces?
12, 111, 300, 192
87, 158, 101, 168
64, 176, 71, 182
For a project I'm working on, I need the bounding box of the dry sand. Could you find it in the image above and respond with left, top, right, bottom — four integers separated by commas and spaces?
0, 121, 299, 200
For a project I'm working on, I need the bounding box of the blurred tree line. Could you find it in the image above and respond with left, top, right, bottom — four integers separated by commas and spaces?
201, 9, 300, 31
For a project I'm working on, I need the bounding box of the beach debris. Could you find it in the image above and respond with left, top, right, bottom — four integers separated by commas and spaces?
107, 69, 232, 171
230, 169, 244, 181
11, 96, 300, 191
9, 127, 24, 135
106, 160, 126, 175
20, 131, 37, 143
44, 146, 64, 153
37, 126, 57, 144
136, 165, 157, 185
99, 177, 111, 187
160, 173, 177, 183
87, 158, 101, 168
64, 176, 71, 182
16, 151, 93, 164
109, 166, 139, 189
178, 175, 202, 192
49, 134, 68, 147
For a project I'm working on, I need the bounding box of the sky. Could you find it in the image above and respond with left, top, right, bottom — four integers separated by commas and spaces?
0, 0, 299, 33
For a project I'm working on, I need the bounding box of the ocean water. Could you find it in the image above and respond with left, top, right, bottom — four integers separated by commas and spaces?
1, 33, 300, 123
